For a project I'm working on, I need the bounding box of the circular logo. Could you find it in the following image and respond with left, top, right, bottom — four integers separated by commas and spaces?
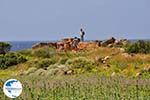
3, 79, 23, 98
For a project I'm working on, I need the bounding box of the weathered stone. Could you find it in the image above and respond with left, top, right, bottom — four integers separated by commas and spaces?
32, 42, 48, 49
103, 37, 116, 46
107, 44, 113, 48
47, 42, 57, 48
122, 53, 134, 58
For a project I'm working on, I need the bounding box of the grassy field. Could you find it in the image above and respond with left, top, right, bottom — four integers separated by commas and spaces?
0, 74, 150, 100
0, 46, 150, 99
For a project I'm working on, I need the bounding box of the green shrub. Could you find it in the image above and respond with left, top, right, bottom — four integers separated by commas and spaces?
37, 59, 57, 69
0, 52, 27, 69
59, 57, 69, 64
138, 68, 150, 79
18, 49, 33, 57
66, 57, 95, 73
33, 47, 56, 58
0, 42, 11, 54
125, 40, 150, 54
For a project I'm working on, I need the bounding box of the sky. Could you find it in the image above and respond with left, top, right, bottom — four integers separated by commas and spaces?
0, 0, 150, 41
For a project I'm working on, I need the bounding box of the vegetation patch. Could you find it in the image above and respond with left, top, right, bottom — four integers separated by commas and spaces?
125, 40, 150, 54
37, 58, 57, 69
66, 57, 95, 73
0, 52, 27, 69
0, 42, 11, 54
33, 47, 56, 58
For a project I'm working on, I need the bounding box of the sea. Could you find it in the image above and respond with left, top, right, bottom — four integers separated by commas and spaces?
8, 41, 40, 51
4, 39, 150, 51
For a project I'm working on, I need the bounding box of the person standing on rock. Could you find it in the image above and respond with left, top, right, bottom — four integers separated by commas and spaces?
79, 28, 85, 41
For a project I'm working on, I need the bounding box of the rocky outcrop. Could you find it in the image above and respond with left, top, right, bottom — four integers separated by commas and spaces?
47, 42, 57, 48
32, 42, 57, 49
32, 42, 49, 49
101, 37, 128, 47
32, 37, 81, 51
102, 37, 116, 47
78, 41, 101, 50
32, 37, 128, 51
56, 37, 80, 51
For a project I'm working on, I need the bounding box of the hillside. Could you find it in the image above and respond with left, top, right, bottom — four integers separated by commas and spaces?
0, 38, 150, 99
0, 38, 150, 78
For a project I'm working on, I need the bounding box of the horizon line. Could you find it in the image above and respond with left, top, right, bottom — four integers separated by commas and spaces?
1, 38, 150, 42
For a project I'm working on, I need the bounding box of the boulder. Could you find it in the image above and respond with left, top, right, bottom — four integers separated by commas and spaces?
56, 37, 80, 51
102, 37, 116, 47
114, 39, 128, 47
95, 56, 110, 64
64, 70, 73, 75
78, 42, 89, 50
61, 38, 74, 43
95, 40, 102, 47
122, 53, 135, 58
47, 42, 57, 48
101, 37, 128, 47
95, 56, 103, 62
32, 42, 48, 49
107, 44, 114, 48
103, 56, 110, 61
78, 42, 99, 50
32, 42, 58, 49
64, 42, 71, 50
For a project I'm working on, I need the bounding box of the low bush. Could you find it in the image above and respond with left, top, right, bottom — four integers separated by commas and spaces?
125, 40, 150, 54
33, 47, 56, 58
0, 52, 27, 69
37, 59, 57, 69
0, 42, 11, 54
66, 57, 95, 73
28, 58, 57, 69
18, 49, 33, 57
59, 57, 69, 64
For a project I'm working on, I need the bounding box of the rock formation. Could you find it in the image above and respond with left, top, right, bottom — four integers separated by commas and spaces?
32, 37, 128, 51
101, 37, 128, 47
102, 37, 116, 47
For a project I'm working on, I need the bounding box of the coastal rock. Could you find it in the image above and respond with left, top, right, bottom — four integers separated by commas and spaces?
102, 37, 116, 47
78, 42, 99, 50
114, 39, 128, 47
101, 37, 128, 47
61, 38, 74, 43
47, 42, 57, 48
56, 37, 80, 51
32, 42, 49, 49
31, 37, 128, 51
